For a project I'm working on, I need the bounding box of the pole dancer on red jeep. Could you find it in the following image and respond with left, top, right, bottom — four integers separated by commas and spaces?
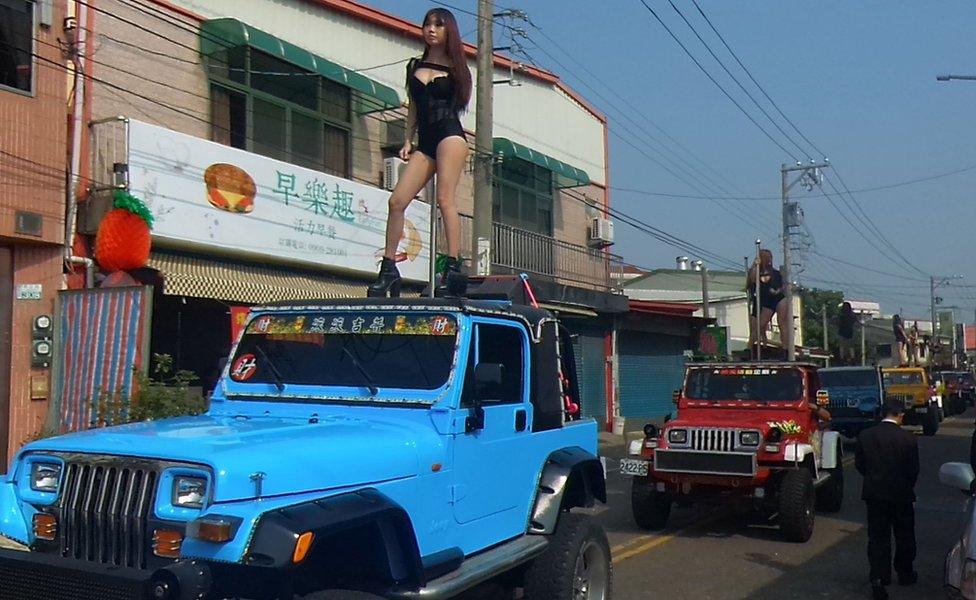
747, 249, 790, 357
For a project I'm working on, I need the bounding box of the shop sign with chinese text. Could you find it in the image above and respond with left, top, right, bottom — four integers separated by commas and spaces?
127, 120, 431, 281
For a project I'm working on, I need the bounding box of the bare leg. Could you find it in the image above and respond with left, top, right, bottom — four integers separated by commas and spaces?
433, 136, 468, 258
759, 307, 776, 342
775, 298, 791, 350
383, 152, 436, 259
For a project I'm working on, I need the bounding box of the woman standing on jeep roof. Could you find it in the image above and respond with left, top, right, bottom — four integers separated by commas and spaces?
368, 7, 472, 298
893, 315, 909, 366
746, 249, 790, 352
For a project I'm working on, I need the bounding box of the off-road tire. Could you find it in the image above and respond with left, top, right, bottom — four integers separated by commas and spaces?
300, 591, 385, 599
523, 513, 612, 600
631, 476, 671, 530
922, 405, 939, 436
815, 443, 844, 513
779, 469, 815, 543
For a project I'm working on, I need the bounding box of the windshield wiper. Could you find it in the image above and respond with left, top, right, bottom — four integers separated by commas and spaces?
342, 345, 378, 396
254, 345, 285, 393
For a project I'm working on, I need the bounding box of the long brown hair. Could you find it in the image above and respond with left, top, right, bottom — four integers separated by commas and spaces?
747, 249, 775, 285
421, 8, 472, 109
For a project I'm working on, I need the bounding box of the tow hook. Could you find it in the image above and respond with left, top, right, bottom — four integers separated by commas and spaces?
150, 560, 212, 600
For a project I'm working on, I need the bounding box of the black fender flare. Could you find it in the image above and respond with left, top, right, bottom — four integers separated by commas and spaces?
528, 447, 607, 535
244, 488, 425, 587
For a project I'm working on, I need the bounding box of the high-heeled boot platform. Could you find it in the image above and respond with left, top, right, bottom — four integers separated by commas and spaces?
434, 256, 467, 298
366, 257, 402, 297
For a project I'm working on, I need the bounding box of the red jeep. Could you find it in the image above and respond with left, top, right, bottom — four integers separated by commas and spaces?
620, 362, 843, 543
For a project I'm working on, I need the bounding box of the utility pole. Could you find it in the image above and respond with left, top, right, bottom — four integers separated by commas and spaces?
860, 314, 867, 366
697, 260, 710, 319
472, 0, 494, 276
781, 161, 829, 361
822, 305, 828, 366
931, 275, 965, 364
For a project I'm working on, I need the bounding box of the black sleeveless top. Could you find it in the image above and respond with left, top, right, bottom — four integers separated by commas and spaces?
407, 59, 461, 128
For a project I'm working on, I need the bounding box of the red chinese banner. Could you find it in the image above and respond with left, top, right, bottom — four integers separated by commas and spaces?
230, 307, 250, 343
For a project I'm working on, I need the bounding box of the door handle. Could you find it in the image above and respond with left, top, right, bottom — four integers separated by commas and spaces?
515, 408, 527, 432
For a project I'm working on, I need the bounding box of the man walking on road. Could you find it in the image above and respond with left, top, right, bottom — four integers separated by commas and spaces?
855, 397, 920, 600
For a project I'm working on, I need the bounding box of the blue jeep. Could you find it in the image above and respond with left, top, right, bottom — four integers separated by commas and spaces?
817, 366, 885, 438
0, 297, 610, 600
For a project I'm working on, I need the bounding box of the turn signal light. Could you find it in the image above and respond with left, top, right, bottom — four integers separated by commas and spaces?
32, 513, 57, 541
195, 519, 233, 543
152, 529, 183, 558
292, 531, 314, 564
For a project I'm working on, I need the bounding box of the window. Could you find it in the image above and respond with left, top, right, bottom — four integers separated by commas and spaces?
462, 323, 525, 405
207, 47, 352, 177
493, 158, 554, 236
0, 0, 33, 94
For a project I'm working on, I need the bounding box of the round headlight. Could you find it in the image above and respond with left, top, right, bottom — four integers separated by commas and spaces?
668, 428, 688, 444
739, 431, 761, 446
30, 462, 62, 492
767, 428, 783, 443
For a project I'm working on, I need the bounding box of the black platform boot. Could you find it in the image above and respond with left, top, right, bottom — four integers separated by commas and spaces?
367, 257, 401, 297
434, 256, 467, 298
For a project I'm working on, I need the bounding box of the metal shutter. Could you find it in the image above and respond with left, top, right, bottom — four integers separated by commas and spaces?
572, 329, 606, 421
618, 331, 687, 419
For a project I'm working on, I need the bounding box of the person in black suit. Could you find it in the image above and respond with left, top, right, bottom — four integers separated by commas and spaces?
855, 396, 920, 600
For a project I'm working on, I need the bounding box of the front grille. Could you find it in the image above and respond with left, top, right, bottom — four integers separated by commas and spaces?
689, 428, 736, 452
56, 458, 158, 569
655, 450, 755, 476
0, 556, 143, 600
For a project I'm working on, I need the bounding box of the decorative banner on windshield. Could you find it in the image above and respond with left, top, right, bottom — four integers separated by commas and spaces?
246, 313, 457, 337
712, 368, 779, 376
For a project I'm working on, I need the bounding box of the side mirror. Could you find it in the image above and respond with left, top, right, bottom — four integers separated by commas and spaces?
672, 389, 682, 405
816, 389, 830, 407
939, 462, 976, 495
474, 363, 504, 401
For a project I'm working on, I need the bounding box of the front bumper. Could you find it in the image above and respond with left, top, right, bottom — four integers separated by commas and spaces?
0, 546, 149, 600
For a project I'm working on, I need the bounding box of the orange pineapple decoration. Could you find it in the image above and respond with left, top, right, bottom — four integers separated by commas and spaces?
94, 190, 154, 272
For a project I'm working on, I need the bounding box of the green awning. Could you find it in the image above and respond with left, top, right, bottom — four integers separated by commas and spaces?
199, 18, 401, 113
493, 138, 591, 188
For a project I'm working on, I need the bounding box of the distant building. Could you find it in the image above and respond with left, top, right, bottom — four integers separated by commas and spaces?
623, 258, 802, 352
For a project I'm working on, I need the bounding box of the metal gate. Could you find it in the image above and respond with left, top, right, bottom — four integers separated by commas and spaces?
49, 286, 152, 432
617, 331, 687, 419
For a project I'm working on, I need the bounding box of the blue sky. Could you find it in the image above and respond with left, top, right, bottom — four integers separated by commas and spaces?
366, 0, 976, 322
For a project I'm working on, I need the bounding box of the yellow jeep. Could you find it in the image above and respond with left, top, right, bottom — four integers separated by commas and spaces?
882, 367, 939, 436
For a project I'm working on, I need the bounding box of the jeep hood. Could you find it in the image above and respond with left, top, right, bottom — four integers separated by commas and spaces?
21, 414, 434, 502
666, 410, 797, 434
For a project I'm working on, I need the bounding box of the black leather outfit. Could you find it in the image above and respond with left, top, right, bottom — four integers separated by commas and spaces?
407, 59, 465, 159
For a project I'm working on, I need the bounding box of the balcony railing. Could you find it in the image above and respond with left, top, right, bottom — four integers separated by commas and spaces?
452, 213, 623, 293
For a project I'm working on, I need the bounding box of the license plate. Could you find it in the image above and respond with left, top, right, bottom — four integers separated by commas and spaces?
619, 458, 649, 477
915, 407, 927, 413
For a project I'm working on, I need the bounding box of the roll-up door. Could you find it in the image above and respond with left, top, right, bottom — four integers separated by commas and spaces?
571, 328, 606, 421
618, 331, 688, 419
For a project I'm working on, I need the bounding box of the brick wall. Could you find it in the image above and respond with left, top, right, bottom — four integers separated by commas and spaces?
6, 245, 63, 460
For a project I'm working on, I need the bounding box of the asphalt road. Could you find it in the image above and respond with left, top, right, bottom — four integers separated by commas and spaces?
597, 411, 975, 600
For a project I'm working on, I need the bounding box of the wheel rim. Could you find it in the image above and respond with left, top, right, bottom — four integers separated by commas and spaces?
573, 540, 610, 600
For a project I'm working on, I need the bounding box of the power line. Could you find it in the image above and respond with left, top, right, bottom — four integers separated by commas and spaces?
689, 0, 825, 159
665, 0, 811, 159
636, 0, 798, 159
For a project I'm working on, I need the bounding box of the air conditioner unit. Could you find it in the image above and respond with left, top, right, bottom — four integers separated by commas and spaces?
383, 156, 407, 191
588, 217, 614, 247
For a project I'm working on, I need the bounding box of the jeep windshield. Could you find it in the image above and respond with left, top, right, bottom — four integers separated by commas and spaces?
685, 367, 803, 402
227, 311, 458, 395
820, 370, 877, 388
883, 371, 922, 385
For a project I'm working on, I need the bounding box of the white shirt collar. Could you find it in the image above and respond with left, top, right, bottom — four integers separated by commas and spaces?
882, 418, 900, 425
